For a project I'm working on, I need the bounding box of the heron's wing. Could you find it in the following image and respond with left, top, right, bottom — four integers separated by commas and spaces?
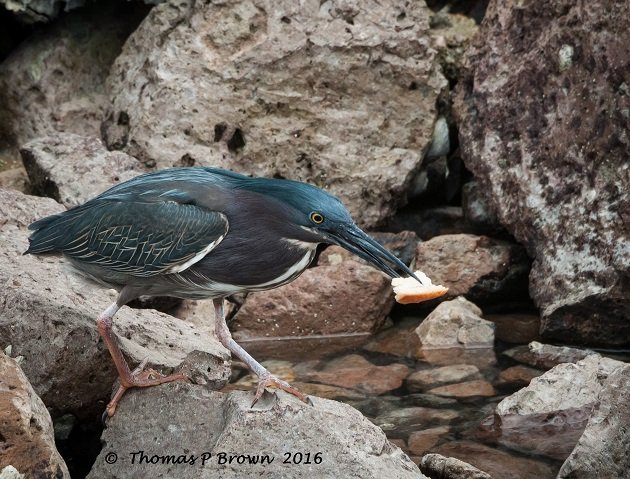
27, 198, 228, 277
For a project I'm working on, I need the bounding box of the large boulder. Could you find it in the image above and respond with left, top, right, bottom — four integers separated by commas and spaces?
0, 189, 230, 420
88, 386, 426, 478
453, 0, 630, 345
478, 354, 624, 460
103, 0, 447, 227
0, 352, 70, 479
21, 133, 146, 207
557, 363, 630, 478
0, 5, 144, 148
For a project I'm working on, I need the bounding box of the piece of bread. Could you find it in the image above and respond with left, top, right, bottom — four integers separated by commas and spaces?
391, 271, 448, 304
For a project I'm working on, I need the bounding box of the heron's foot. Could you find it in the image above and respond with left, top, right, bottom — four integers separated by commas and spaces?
252, 373, 310, 407
105, 358, 189, 417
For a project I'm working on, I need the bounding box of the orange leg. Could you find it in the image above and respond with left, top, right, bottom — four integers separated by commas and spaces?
96, 303, 188, 417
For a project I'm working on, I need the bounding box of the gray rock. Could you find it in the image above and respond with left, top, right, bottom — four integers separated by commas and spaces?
453, 0, 630, 346
478, 354, 624, 460
406, 364, 481, 392
461, 181, 502, 233
502, 341, 596, 370
415, 297, 495, 349
413, 234, 530, 304
233, 259, 394, 339
0, 188, 230, 420
420, 453, 493, 479
0, 6, 143, 147
103, 0, 446, 228
21, 133, 146, 207
0, 351, 70, 478
88, 386, 426, 478
558, 363, 630, 478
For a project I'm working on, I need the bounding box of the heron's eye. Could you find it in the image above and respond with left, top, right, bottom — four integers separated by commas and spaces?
310, 212, 325, 224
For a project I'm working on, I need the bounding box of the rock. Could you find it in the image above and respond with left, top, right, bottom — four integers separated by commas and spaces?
20, 133, 146, 207
420, 453, 493, 479
319, 230, 420, 268
0, 188, 230, 420
495, 365, 543, 389
432, 442, 556, 479
0, 352, 70, 478
232, 259, 393, 338
299, 354, 408, 395
453, 0, 630, 346
461, 181, 502, 234
407, 364, 481, 392
484, 313, 541, 344
103, 0, 446, 228
387, 206, 471, 240
557, 363, 630, 478
0, 4, 144, 148
373, 406, 459, 436
478, 354, 623, 460
428, 380, 496, 398
416, 297, 495, 349
0, 166, 29, 193
88, 386, 426, 478
413, 234, 530, 304
408, 426, 451, 456
502, 341, 596, 370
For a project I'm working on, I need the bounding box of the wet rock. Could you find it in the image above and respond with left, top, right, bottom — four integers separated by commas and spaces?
454, 0, 630, 346
420, 453, 493, 479
413, 234, 530, 304
387, 206, 471, 240
0, 189, 230, 420
485, 313, 541, 344
558, 363, 630, 478
461, 181, 502, 234
21, 133, 145, 207
495, 365, 543, 389
373, 406, 459, 437
428, 380, 496, 398
104, 0, 446, 228
416, 297, 495, 349
233, 260, 393, 338
478, 354, 624, 460
299, 354, 408, 395
502, 341, 596, 370
88, 386, 426, 478
319, 230, 419, 268
0, 5, 144, 148
432, 441, 556, 479
0, 352, 70, 478
408, 426, 451, 456
407, 364, 481, 392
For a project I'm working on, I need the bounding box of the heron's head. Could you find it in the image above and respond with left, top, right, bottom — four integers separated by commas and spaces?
245, 177, 420, 281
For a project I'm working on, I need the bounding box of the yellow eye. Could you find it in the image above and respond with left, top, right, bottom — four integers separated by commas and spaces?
310, 212, 325, 224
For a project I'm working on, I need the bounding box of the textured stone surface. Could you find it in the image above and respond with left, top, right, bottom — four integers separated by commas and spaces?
495, 365, 543, 389
0, 352, 69, 478
415, 297, 495, 348
21, 133, 146, 207
479, 354, 624, 460
420, 453, 493, 479
88, 387, 426, 478
407, 426, 450, 456
299, 354, 408, 395
103, 0, 446, 228
432, 442, 555, 479
558, 363, 630, 478
454, 0, 630, 345
407, 364, 481, 392
502, 341, 596, 370
0, 5, 143, 147
428, 380, 495, 398
413, 234, 530, 304
0, 189, 230, 420
233, 259, 393, 339
484, 313, 541, 344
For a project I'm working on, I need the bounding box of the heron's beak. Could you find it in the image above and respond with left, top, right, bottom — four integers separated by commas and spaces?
328, 224, 421, 283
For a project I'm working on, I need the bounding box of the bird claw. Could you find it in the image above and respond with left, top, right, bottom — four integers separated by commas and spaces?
251, 373, 310, 407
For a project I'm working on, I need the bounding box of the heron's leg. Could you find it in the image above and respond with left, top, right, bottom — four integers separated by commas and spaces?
213, 298, 310, 406
96, 302, 188, 417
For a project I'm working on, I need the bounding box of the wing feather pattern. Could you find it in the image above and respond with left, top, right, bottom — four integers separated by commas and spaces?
27, 198, 228, 278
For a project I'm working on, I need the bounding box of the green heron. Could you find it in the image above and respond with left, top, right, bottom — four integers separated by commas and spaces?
26, 167, 419, 416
